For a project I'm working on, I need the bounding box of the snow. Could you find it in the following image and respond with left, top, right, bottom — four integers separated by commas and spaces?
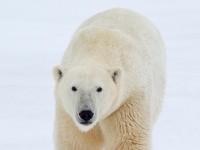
0, 0, 199, 149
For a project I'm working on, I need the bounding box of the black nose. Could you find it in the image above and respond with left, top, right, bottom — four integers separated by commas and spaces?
79, 110, 94, 121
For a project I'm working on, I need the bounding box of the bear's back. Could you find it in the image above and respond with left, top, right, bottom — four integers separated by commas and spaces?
63, 8, 165, 67
78, 8, 162, 45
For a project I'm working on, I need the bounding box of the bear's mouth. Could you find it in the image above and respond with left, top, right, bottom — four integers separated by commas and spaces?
79, 121, 93, 125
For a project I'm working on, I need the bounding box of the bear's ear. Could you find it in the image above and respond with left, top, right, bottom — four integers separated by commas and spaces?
108, 68, 121, 84
53, 65, 66, 82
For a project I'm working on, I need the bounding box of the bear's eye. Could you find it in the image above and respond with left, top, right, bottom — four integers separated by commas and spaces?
97, 87, 103, 92
71, 86, 77, 92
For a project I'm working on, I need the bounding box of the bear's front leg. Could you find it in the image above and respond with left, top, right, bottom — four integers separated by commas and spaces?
100, 96, 152, 150
55, 103, 103, 150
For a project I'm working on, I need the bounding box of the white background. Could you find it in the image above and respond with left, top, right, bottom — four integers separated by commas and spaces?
0, 0, 200, 150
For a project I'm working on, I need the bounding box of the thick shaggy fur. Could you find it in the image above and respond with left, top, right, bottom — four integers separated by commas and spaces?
53, 8, 165, 150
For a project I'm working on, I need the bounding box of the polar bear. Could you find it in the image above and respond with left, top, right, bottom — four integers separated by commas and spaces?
53, 8, 165, 150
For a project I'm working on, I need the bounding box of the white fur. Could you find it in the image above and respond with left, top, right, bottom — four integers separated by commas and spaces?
53, 8, 165, 150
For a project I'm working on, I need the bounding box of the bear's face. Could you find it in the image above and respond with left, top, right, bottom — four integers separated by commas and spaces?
53, 65, 121, 132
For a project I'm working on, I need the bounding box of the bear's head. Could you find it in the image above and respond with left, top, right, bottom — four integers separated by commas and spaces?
53, 65, 122, 132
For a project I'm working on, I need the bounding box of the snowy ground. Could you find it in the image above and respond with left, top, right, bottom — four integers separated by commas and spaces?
0, 0, 200, 150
